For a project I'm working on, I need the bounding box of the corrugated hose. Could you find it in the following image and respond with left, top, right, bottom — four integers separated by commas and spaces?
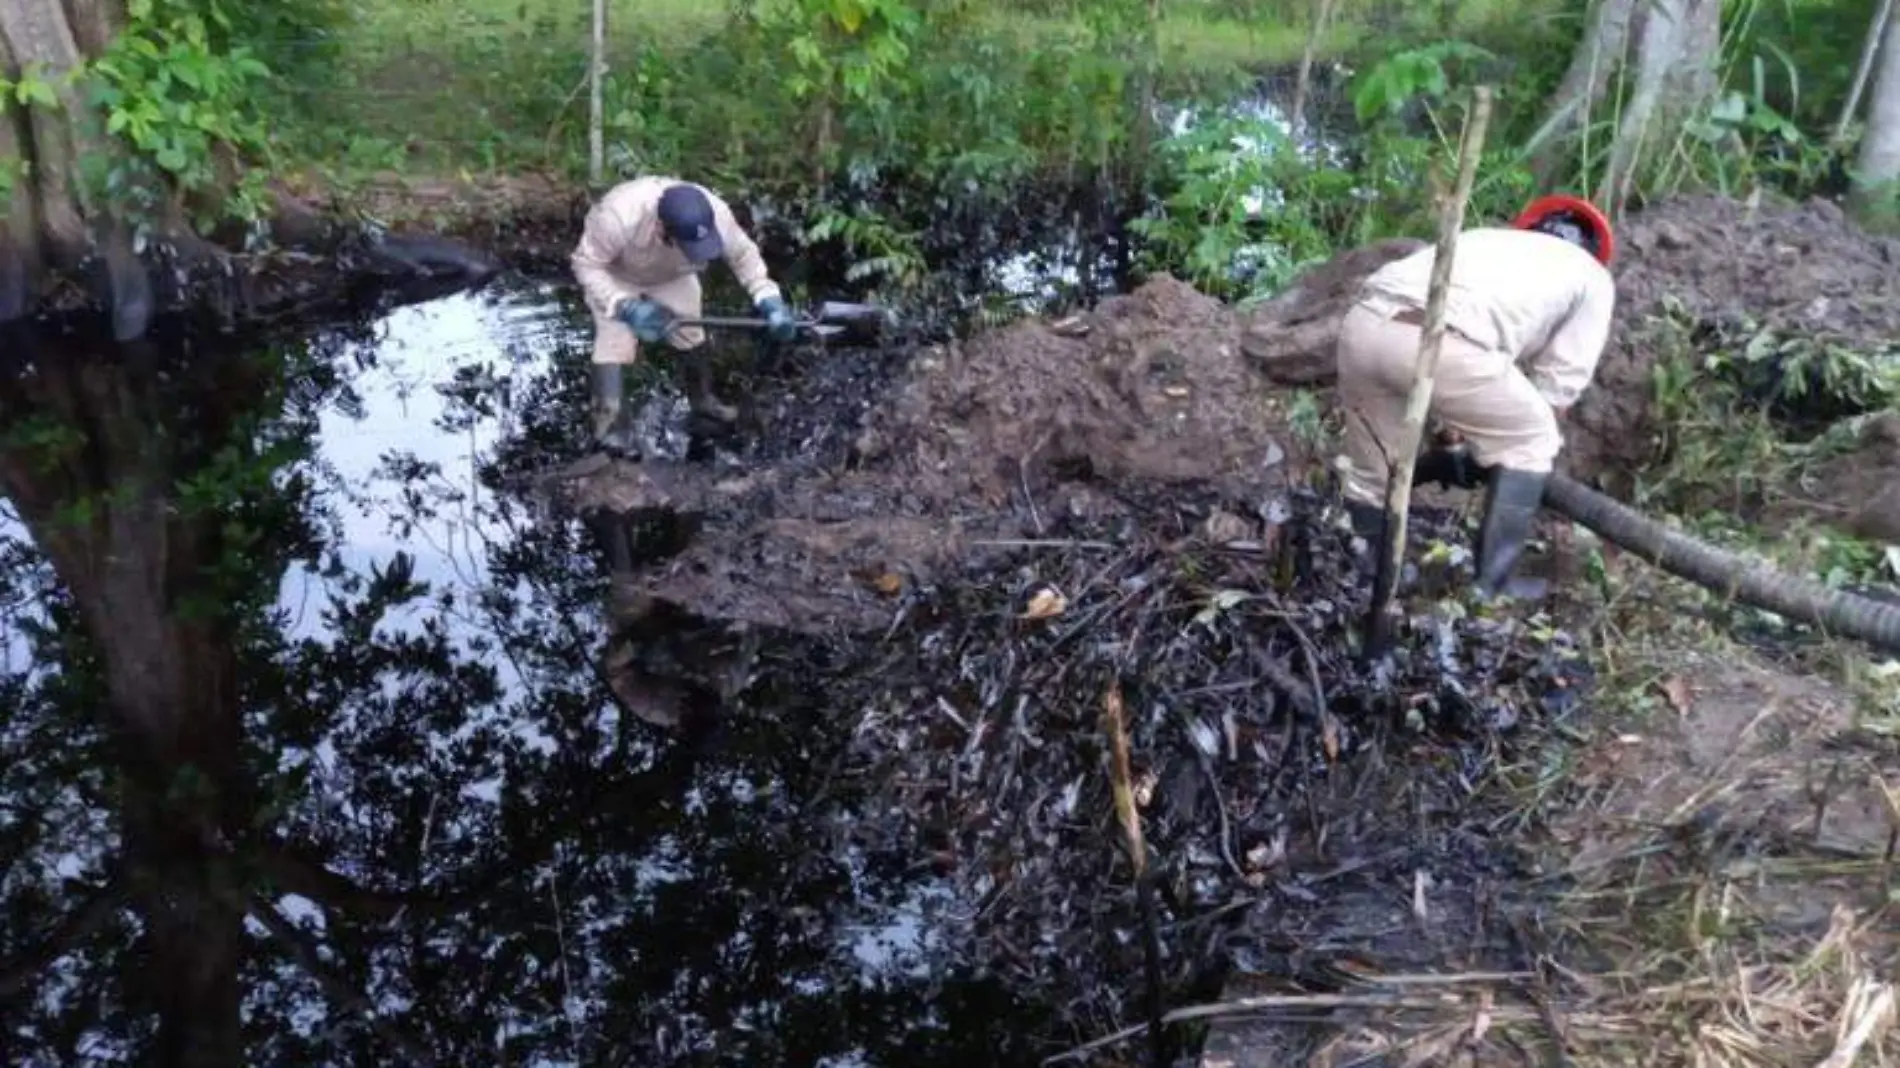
1543, 473, 1900, 657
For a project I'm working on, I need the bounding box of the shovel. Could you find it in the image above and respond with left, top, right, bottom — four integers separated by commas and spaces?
672, 300, 892, 344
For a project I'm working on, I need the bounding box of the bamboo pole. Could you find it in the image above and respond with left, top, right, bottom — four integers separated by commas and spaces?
588, 0, 607, 184
1362, 85, 1494, 659
1837, 0, 1897, 145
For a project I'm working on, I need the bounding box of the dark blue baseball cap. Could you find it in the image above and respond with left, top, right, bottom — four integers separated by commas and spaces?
657, 183, 725, 263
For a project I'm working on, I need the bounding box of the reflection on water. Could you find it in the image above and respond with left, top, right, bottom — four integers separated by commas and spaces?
0, 275, 1051, 1067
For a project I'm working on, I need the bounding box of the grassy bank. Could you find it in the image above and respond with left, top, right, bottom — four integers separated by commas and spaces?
270, 0, 1539, 187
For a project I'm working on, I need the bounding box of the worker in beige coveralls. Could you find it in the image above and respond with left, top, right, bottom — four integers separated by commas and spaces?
572, 177, 796, 454
1336, 195, 1617, 599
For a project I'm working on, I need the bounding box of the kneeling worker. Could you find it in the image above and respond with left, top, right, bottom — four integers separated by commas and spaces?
1335, 195, 1618, 598
571, 176, 797, 453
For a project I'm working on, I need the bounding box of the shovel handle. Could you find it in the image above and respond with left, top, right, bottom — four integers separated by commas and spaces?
672, 315, 843, 337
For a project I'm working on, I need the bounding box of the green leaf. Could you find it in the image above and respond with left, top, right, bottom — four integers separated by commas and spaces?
20, 79, 58, 108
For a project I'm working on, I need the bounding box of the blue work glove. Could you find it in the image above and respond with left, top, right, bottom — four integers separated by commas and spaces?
757, 295, 798, 344
615, 298, 673, 344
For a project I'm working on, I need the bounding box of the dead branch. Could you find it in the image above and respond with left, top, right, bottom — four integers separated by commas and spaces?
250, 895, 438, 1066
1101, 681, 1165, 1067
1044, 987, 1518, 1065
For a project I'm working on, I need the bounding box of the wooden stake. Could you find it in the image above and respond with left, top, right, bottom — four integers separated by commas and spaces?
588, 0, 607, 185
1363, 85, 1495, 659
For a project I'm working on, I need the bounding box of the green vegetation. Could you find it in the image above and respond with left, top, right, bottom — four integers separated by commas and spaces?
271, 0, 1521, 179
14, 0, 1856, 306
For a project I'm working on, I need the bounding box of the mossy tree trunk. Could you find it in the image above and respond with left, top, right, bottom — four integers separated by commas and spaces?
0, 0, 379, 339
1529, 0, 1722, 217
0, 0, 158, 336
1849, 1, 1900, 225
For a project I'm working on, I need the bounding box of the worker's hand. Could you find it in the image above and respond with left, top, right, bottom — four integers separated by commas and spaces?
615, 298, 673, 344
757, 295, 798, 344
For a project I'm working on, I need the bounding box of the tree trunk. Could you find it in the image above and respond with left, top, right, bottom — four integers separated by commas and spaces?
0, 0, 160, 336
0, 31, 43, 320
1837, 0, 1897, 145
0, 0, 493, 340
1529, 0, 1636, 189
1529, 0, 1721, 214
1289, 0, 1340, 141
1849, 2, 1900, 224
1596, 0, 1721, 216
0, 332, 254, 1067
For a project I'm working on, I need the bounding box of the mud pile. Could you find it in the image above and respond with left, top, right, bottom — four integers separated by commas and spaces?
1572, 194, 1900, 486
852, 276, 1296, 505
552, 276, 1313, 634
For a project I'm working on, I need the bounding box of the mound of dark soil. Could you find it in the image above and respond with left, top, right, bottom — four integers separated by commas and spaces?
547, 276, 1312, 634
1793, 411, 1900, 543
852, 276, 1297, 506
1571, 194, 1900, 489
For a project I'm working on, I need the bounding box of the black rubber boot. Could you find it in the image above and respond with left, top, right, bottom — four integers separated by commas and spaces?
1346, 499, 1387, 546
1344, 498, 1388, 584
590, 363, 641, 457
685, 358, 738, 424
1413, 445, 1487, 490
1473, 467, 1551, 599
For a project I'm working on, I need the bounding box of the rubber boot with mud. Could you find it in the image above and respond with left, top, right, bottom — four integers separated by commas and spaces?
1413, 444, 1486, 490
1473, 467, 1551, 601
591, 363, 642, 458
685, 358, 739, 425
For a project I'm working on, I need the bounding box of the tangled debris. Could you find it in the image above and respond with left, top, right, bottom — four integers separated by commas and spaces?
774, 485, 1591, 1052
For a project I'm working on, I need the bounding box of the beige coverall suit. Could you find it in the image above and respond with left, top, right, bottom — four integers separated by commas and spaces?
570, 176, 784, 366
1336, 227, 1617, 506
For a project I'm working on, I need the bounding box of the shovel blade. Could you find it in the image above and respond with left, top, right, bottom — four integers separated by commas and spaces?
813, 301, 892, 327
806, 301, 892, 345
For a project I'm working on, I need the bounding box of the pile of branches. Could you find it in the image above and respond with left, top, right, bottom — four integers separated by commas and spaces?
759, 481, 1595, 1046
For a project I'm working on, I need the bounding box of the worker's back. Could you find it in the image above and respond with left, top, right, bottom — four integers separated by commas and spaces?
1358, 227, 1614, 361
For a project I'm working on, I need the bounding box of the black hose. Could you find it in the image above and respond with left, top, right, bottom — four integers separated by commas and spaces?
1543, 473, 1900, 656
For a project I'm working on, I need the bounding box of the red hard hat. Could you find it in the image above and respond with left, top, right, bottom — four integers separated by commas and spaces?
1513, 194, 1615, 267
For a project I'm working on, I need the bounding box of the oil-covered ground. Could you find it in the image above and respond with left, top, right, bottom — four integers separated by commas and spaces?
0, 187, 1895, 1068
